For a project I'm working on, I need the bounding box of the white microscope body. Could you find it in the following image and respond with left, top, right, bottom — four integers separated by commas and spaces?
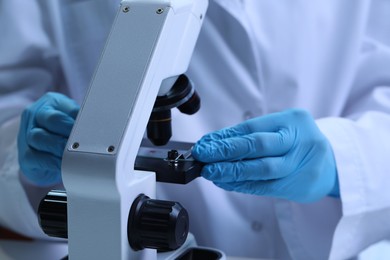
59, 1, 209, 259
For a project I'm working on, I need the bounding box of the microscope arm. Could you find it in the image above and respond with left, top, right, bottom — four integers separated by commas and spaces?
60, 1, 208, 259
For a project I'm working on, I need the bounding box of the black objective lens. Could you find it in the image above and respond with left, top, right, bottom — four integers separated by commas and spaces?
147, 75, 200, 146
147, 110, 172, 146
177, 90, 200, 115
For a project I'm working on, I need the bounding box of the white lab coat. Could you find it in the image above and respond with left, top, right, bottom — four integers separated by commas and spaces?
1, 0, 390, 259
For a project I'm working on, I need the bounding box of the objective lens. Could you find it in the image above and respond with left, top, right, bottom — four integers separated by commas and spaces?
147, 74, 201, 146
177, 91, 200, 115
147, 110, 172, 146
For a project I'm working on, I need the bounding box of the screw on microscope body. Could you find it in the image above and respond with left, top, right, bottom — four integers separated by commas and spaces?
156, 8, 164, 14
108, 146, 115, 153
72, 142, 79, 149
122, 6, 130, 13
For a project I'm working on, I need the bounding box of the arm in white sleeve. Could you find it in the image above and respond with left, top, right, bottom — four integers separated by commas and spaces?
0, 117, 49, 239
0, 0, 62, 238
321, 36, 390, 259
275, 3, 390, 259
275, 1, 390, 259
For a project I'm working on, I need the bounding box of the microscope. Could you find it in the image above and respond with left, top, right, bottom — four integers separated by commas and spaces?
36, 1, 224, 259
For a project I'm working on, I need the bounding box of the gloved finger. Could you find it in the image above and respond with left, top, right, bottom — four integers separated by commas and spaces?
198, 111, 292, 142
55, 97, 79, 120
21, 149, 62, 186
201, 157, 291, 182
19, 109, 32, 145
198, 126, 244, 143
213, 181, 235, 191
21, 105, 37, 133
193, 132, 292, 162
27, 128, 68, 157
43, 92, 80, 119
35, 107, 76, 137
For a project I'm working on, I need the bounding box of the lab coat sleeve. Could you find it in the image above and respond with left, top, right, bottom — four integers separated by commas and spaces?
275, 8, 390, 260
319, 37, 390, 259
0, 0, 61, 239
0, 117, 49, 239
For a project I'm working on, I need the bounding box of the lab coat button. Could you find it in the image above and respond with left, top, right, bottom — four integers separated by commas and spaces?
251, 221, 263, 232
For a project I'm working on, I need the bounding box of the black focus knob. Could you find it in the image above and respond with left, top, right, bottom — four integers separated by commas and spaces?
38, 190, 68, 239
128, 194, 189, 251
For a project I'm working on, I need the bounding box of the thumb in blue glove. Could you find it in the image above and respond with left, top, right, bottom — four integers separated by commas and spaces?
17, 92, 79, 186
192, 109, 339, 203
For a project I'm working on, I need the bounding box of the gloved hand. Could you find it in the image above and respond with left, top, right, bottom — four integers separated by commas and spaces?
17, 92, 79, 186
192, 109, 339, 203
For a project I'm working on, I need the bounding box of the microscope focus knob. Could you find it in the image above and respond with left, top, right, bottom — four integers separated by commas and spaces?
128, 194, 189, 251
38, 190, 68, 239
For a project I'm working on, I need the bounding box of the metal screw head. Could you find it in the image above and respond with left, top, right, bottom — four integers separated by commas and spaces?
72, 142, 79, 149
108, 146, 115, 153
122, 6, 130, 13
156, 8, 164, 14
167, 150, 179, 160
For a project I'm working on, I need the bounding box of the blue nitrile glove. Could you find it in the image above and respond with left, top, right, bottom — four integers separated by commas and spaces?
192, 109, 339, 203
17, 92, 79, 186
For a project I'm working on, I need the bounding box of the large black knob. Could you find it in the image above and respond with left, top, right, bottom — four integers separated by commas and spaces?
128, 194, 189, 251
38, 190, 68, 239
